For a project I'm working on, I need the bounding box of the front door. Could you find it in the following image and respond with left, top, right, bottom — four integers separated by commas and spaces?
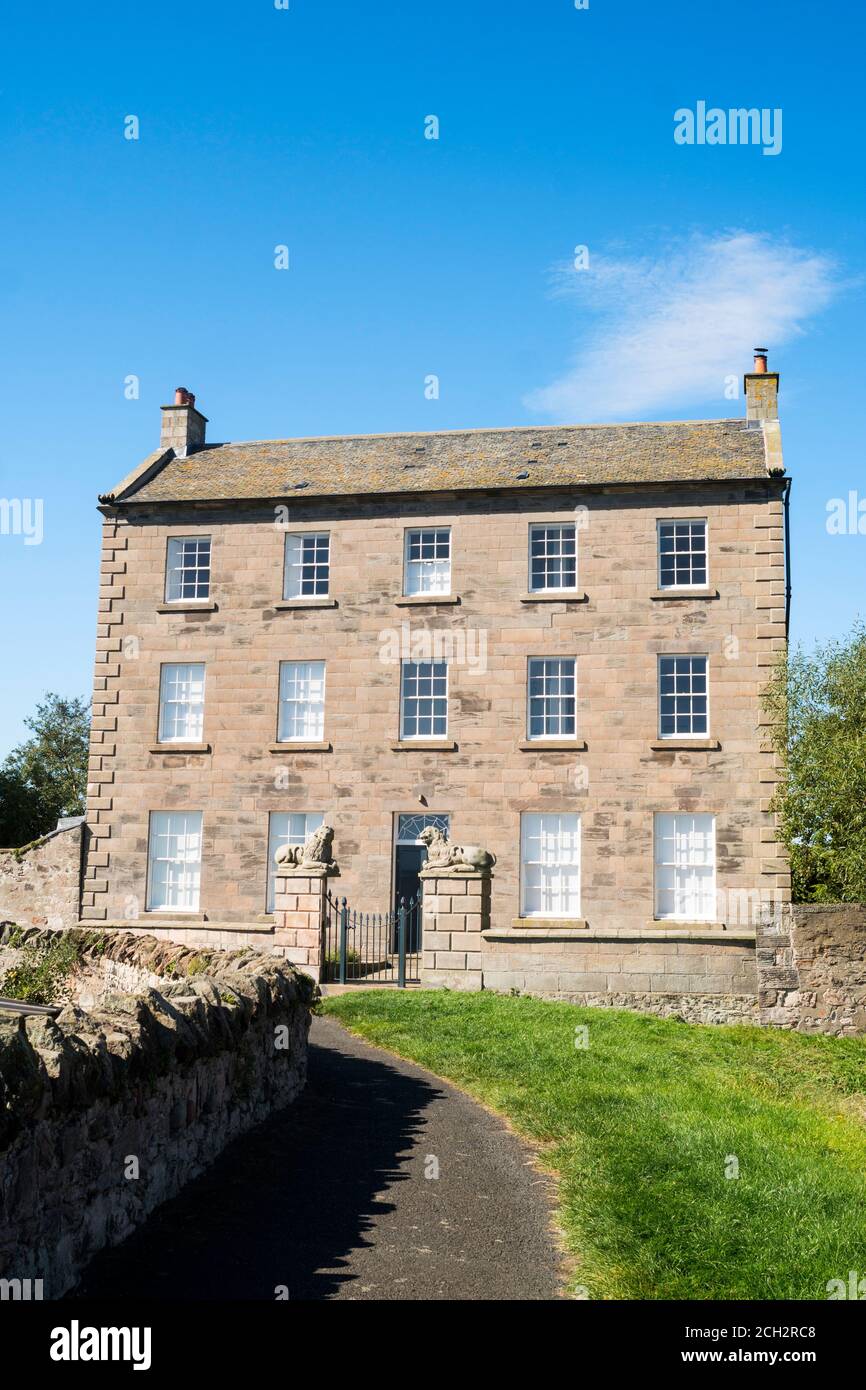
394, 813, 450, 949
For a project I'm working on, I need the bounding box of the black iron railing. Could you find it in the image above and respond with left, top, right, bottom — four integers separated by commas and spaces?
322, 890, 422, 986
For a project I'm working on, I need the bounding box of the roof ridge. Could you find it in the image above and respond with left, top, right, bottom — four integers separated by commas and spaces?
203, 418, 744, 450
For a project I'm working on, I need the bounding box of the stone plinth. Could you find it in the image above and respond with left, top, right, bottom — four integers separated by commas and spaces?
420, 868, 491, 990
272, 866, 336, 982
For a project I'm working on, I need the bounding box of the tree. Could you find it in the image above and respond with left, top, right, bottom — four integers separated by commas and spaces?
0, 693, 90, 847
764, 624, 866, 902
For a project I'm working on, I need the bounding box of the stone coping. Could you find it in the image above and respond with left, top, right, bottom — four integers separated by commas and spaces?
107, 918, 278, 934
0, 820, 83, 857
484, 925, 756, 943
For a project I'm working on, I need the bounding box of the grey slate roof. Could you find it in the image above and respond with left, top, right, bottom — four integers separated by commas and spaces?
102, 419, 773, 506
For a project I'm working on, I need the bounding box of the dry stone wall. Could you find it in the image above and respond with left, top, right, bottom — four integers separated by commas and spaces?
0, 927, 315, 1298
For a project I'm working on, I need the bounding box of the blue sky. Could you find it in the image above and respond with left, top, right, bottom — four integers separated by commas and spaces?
0, 0, 863, 752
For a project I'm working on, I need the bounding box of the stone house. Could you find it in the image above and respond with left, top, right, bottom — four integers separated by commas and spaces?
82, 352, 790, 1000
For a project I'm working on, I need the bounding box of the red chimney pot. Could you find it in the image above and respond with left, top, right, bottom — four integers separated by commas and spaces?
753, 349, 768, 374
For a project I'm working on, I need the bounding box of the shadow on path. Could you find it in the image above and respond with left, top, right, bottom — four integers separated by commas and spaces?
71, 1016, 561, 1301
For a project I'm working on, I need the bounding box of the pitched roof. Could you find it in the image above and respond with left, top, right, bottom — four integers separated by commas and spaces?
101, 418, 776, 506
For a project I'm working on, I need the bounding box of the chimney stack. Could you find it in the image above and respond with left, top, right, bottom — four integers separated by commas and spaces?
743, 348, 778, 423
160, 386, 208, 456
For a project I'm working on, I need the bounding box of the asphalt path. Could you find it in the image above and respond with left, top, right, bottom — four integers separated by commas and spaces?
72, 1014, 562, 1301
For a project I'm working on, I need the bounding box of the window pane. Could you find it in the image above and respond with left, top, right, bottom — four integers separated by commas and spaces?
284, 532, 330, 599
520, 812, 581, 917
400, 660, 448, 738
654, 813, 715, 920
529, 524, 578, 591
658, 520, 707, 589
147, 811, 203, 911
278, 661, 326, 741
658, 655, 709, 736
404, 529, 451, 596
166, 537, 211, 601
527, 658, 577, 738
158, 663, 206, 742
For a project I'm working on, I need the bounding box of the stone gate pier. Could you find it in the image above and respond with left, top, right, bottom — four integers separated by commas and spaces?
272, 865, 337, 983
419, 864, 492, 990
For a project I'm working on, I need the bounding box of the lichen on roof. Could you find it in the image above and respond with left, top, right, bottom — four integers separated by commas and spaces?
101, 418, 774, 505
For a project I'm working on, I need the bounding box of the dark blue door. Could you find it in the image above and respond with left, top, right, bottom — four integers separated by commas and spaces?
394, 843, 425, 949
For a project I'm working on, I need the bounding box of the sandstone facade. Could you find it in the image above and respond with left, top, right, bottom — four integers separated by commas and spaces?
83, 482, 787, 937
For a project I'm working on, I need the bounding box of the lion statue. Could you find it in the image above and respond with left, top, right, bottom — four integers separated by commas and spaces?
274, 823, 336, 870
419, 825, 495, 873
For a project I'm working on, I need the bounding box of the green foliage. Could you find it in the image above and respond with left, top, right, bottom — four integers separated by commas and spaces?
324, 946, 361, 967
324, 990, 866, 1300
764, 624, 866, 901
0, 933, 82, 1004
0, 693, 90, 848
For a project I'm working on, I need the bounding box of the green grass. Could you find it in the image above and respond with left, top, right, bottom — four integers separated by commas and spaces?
322, 990, 866, 1300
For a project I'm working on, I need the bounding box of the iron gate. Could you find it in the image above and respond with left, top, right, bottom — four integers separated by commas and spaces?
321, 890, 422, 985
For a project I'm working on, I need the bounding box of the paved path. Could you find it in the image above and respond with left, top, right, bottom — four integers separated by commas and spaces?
72, 1016, 562, 1301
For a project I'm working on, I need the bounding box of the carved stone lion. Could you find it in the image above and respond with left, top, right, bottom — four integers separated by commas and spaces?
274, 823, 336, 871
419, 825, 495, 873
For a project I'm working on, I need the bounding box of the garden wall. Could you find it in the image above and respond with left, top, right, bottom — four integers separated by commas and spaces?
0, 820, 83, 930
758, 903, 866, 1037
0, 927, 315, 1298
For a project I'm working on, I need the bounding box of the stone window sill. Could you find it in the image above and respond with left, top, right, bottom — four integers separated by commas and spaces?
390, 740, 458, 751
506, 918, 589, 935
268, 741, 332, 753
650, 739, 721, 751
156, 601, 218, 613
395, 594, 461, 607
520, 591, 588, 604
649, 919, 730, 931
141, 911, 207, 921
148, 742, 211, 754
650, 588, 719, 601
519, 739, 587, 752
274, 598, 338, 610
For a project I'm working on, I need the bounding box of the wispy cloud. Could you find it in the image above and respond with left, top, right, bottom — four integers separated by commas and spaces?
525, 232, 840, 422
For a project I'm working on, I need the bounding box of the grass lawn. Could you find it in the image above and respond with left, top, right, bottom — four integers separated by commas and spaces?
322, 990, 866, 1300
